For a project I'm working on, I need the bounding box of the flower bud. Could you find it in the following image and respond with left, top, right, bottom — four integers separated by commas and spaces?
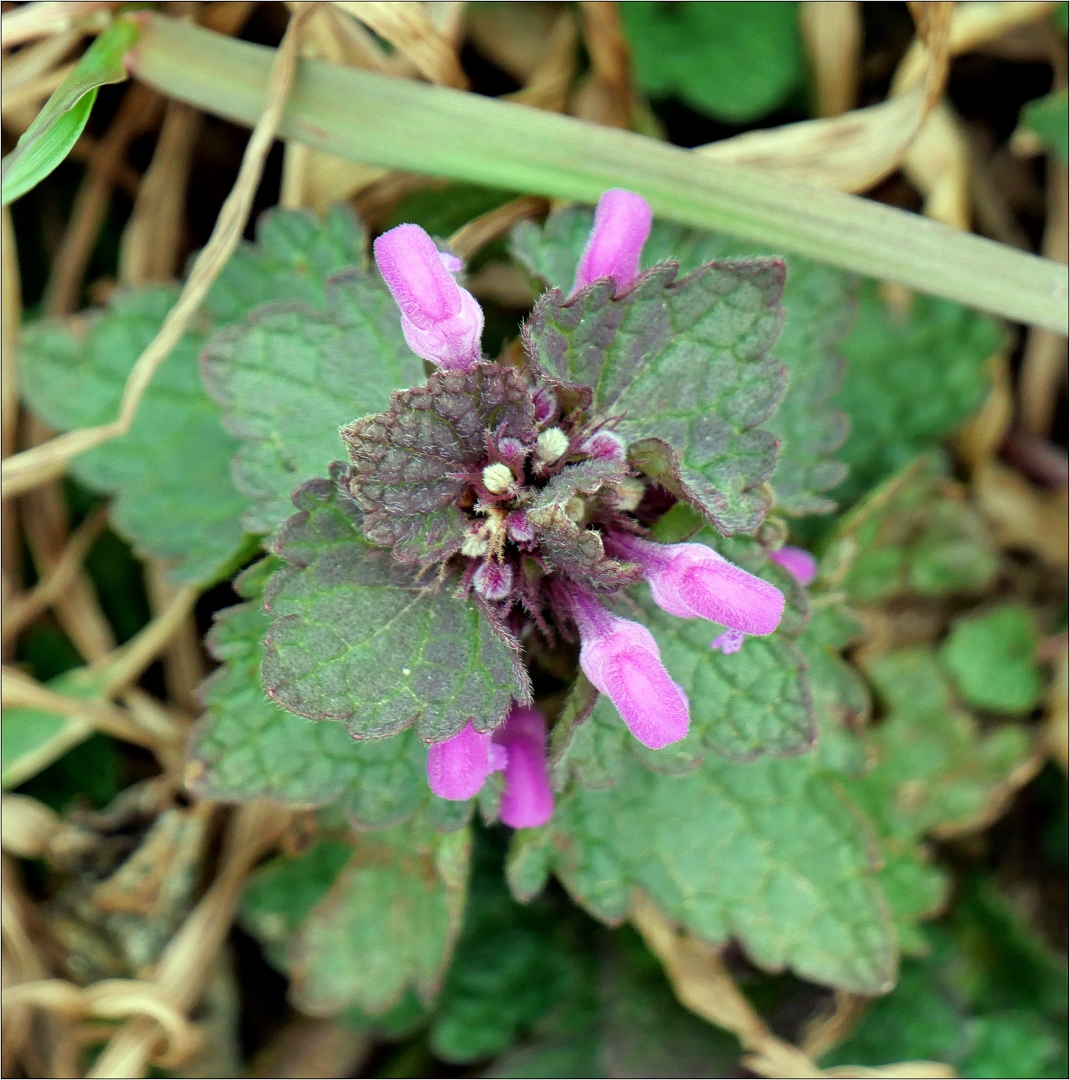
580, 430, 626, 462
473, 560, 513, 602
768, 545, 817, 587
536, 427, 570, 464
373, 224, 484, 372
426, 722, 499, 800
481, 462, 515, 495
573, 189, 653, 296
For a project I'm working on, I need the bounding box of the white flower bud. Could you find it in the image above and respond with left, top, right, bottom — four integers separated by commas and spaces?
612, 477, 645, 512
536, 427, 570, 464
481, 462, 515, 494
461, 532, 489, 557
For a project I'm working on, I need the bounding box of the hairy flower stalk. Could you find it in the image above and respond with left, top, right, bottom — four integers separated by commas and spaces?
354, 190, 791, 803
373, 223, 483, 371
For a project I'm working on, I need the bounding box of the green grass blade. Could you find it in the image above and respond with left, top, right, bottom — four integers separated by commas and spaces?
130, 15, 1067, 333
1, 16, 140, 206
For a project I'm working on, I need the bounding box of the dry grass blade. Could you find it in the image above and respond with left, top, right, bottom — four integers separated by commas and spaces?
1, 61, 77, 115
696, 86, 929, 194
1045, 653, 1068, 772
88, 800, 293, 1078
2, 5, 312, 500
505, 8, 579, 114
448, 195, 550, 259
1, 665, 171, 754
973, 461, 1069, 569
629, 892, 955, 1079
0, 1, 114, 49
1, 26, 82, 91
248, 1016, 372, 1078
118, 98, 202, 284
799, 2, 863, 117
0, 793, 95, 862
1, 502, 108, 644
332, 1, 468, 88
800, 991, 873, 1061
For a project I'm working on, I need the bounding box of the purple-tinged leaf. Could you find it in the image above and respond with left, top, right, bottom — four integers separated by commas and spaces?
343, 364, 536, 566
523, 259, 786, 535
262, 472, 529, 741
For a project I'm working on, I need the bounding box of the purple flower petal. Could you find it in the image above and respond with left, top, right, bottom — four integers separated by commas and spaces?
611, 534, 784, 636
374, 223, 483, 371
712, 629, 745, 654
493, 706, 554, 828
426, 722, 496, 800
769, 545, 818, 587
568, 586, 689, 749
573, 189, 653, 295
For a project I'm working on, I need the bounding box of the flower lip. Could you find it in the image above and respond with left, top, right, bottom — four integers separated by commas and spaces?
769, 545, 818, 587
426, 722, 496, 801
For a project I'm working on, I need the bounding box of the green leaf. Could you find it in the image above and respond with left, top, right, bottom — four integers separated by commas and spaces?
489, 927, 740, 1079
18, 206, 369, 583
130, 15, 1070, 335
262, 471, 528, 739
1021, 90, 1069, 163
621, 2, 803, 123
518, 750, 897, 994
834, 284, 1002, 502
1, 17, 139, 205
842, 649, 1035, 949
514, 208, 852, 517
942, 605, 1045, 714
820, 456, 999, 606
241, 821, 470, 1015
203, 260, 424, 538
525, 260, 786, 534
429, 831, 591, 1064
187, 585, 463, 828
823, 880, 1068, 1078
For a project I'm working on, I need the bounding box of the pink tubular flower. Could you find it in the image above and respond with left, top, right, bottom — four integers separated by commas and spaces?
426, 722, 506, 801
609, 533, 784, 637
769, 545, 817, 587
567, 585, 689, 749
373, 223, 483, 372
572, 189, 653, 296
492, 706, 554, 828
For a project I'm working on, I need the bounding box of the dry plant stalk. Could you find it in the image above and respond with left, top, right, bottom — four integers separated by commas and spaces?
799, 2, 863, 117
331, 1, 469, 88
448, 195, 551, 260
505, 8, 579, 114
88, 801, 293, 1078
2, 4, 312, 500
1, 503, 109, 645
629, 892, 955, 1079
0, 1, 114, 49
1, 27, 83, 94
572, 1, 635, 129
248, 1015, 372, 1079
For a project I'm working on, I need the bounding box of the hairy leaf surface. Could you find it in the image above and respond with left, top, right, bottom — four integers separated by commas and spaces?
262, 474, 528, 739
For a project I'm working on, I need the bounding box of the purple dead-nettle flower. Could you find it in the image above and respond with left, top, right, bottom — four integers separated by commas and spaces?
493, 705, 554, 828
607, 533, 785, 652
373, 223, 484, 372
427, 707, 553, 828
769, 545, 818, 587
338, 187, 790, 800
572, 188, 653, 295
566, 583, 690, 749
